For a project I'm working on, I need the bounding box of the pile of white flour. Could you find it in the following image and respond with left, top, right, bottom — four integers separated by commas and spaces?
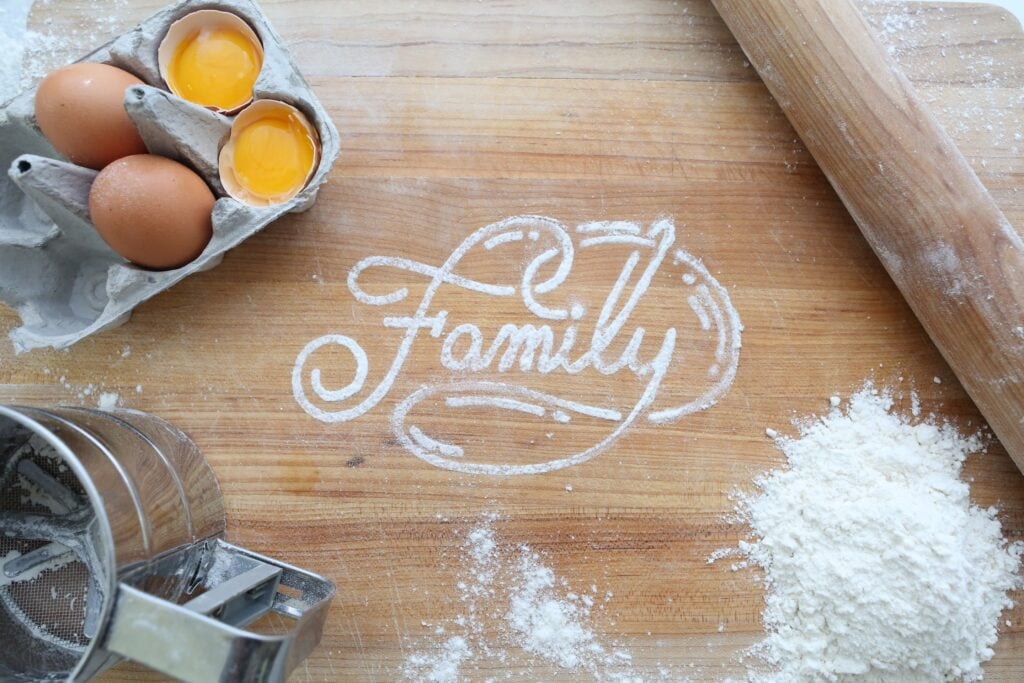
729, 386, 1022, 682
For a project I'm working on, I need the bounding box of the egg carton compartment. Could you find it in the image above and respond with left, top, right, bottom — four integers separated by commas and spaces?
0, 0, 340, 352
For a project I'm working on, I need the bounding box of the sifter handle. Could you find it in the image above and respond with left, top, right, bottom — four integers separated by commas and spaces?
712, 0, 1024, 470
102, 540, 334, 683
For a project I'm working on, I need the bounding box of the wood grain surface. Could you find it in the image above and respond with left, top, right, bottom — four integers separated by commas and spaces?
2, 1, 1024, 680
714, 0, 1024, 474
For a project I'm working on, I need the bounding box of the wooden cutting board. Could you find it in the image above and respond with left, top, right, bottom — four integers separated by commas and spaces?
3, 0, 1024, 680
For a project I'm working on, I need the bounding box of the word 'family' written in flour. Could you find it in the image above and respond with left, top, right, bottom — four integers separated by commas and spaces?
293, 215, 742, 474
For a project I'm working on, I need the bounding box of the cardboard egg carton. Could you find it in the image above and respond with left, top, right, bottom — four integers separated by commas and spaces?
0, 0, 340, 352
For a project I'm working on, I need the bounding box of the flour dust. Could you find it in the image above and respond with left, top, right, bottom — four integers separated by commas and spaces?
0, 0, 34, 103
859, 0, 1024, 150
717, 385, 1023, 682
403, 519, 646, 682
11, 0, 131, 96
96, 392, 119, 411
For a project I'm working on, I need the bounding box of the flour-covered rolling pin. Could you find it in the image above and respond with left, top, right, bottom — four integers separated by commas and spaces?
711, 0, 1024, 469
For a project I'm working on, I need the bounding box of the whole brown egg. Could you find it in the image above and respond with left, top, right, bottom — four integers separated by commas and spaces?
34, 63, 148, 169
88, 155, 215, 270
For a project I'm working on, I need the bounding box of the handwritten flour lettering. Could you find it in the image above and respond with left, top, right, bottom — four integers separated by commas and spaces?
293, 216, 742, 475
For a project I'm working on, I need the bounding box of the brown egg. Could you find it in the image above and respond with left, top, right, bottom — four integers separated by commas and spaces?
34, 63, 148, 170
88, 155, 214, 270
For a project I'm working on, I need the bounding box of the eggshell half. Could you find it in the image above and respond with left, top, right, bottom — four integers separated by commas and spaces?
157, 9, 264, 114
218, 99, 321, 206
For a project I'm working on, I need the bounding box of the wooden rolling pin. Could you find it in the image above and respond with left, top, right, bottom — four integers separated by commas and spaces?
711, 0, 1024, 470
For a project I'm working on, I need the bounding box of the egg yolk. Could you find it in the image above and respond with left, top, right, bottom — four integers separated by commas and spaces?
231, 111, 316, 198
167, 26, 261, 110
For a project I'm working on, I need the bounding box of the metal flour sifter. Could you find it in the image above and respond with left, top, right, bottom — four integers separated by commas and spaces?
0, 405, 334, 682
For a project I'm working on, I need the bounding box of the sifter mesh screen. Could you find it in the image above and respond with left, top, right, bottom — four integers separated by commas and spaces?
0, 434, 96, 653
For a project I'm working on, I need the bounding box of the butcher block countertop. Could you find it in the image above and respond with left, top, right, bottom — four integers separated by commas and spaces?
3, 1, 1024, 680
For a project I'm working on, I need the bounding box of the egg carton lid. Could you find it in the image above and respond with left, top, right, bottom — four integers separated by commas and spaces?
0, 0, 340, 353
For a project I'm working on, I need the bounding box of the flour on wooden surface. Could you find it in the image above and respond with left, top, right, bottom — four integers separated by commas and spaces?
15, 0, 130, 92
294, 216, 742, 476
0, 0, 34, 103
48, 369, 136, 409
719, 385, 1022, 682
404, 636, 472, 683
96, 392, 119, 410
403, 519, 643, 682
861, 0, 1024, 150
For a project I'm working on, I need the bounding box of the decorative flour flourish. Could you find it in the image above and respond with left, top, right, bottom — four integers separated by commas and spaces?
721, 386, 1022, 682
403, 520, 639, 682
293, 215, 742, 475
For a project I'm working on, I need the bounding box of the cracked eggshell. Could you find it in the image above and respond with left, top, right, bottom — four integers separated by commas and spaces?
157, 9, 264, 114
218, 99, 321, 206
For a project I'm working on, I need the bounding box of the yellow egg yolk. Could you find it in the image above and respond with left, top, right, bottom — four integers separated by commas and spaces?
231, 111, 316, 198
167, 26, 261, 110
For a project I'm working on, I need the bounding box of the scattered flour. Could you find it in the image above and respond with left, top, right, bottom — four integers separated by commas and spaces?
0, 0, 132, 103
860, 0, 1024, 151
0, 0, 34, 103
52, 373, 132, 407
97, 392, 119, 411
19, 0, 131, 90
403, 519, 641, 682
404, 636, 472, 683
507, 550, 605, 669
723, 385, 1022, 682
